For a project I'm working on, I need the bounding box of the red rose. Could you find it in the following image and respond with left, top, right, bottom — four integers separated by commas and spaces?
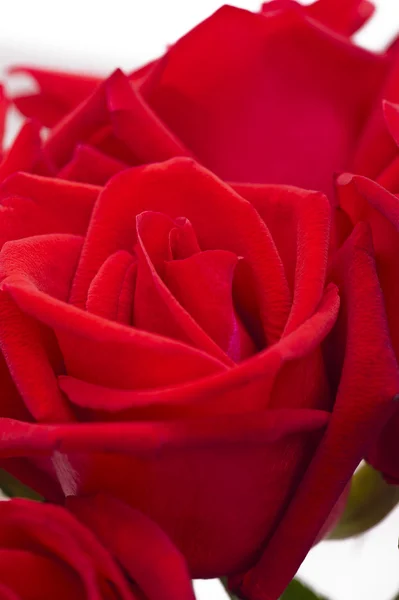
10, 1, 390, 196
0, 157, 397, 600
334, 101, 399, 485
0, 494, 194, 599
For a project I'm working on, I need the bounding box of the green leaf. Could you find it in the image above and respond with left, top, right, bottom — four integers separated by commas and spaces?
328, 463, 399, 540
0, 469, 43, 501
280, 579, 327, 599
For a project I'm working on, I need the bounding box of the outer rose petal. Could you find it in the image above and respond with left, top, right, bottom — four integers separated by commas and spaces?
367, 407, 399, 484
354, 52, 399, 179
0, 154, 339, 578
10, 66, 101, 127
0, 85, 8, 154
230, 224, 399, 600
336, 173, 399, 484
43, 69, 191, 170
233, 183, 330, 334
233, 182, 333, 413
0, 235, 83, 422
57, 284, 339, 421
336, 174, 399, 357
304, 0, 375, 36
2, 272, 227, 390
69, 494, 196, 600
0, 283, 338, 576
262, 1, 374, 36
10, 6, 388, 197
0, 498, 137, 600
58, 144, 128, 186
373, 102, 399, 193
0, 172, 99, 246
11, 60, 158, 127
145, 5, 388, 196
0, 121, 53, 181
0, 409, 329, 577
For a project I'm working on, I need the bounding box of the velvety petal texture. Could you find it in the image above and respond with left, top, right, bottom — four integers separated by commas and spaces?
10, 3, 392, 198
0, 152, 396, 600
0, 497, 141, 599
0, 3, 396, 599
335, 171, 399, 484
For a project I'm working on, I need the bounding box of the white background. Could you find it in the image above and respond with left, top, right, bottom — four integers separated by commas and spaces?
0, 1, 398, 599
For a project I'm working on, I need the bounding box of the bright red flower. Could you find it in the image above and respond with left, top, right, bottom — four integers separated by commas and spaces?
0, 2, 396, 599
0, 158, 396, 600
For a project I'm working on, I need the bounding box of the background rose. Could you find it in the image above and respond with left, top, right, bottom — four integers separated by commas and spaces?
0, 157, 397, 600
8, 1, 391, 196
334, 103, 399, 485
0, 494, 194, 600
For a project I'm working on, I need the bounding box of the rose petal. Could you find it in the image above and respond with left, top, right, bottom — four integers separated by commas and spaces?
145, 5, 387, 196
0, 235, 82, 422
2, 277, 226, 389
0, 408, 329, 457
164, 250, 256, 361
305, 0, 375, 35
367, 406, 399, 484
0, 583, 20, 600
58, 144, 128, 185
58, 284, 339, 420
383, 100, 399, 147
43, 69, 190, 169
10, 66, 101, 127
0, 499, 136, 600
86, 250, 136, 325
0, 550, 82, 599
11, 62, 158, 127
377, 155, 399, 192
353, 58, 399, 178
0, 409, 329, 577
337, 174, 399, 357
0, 86, 8, 154
0, 172, 99, 244
107, 68, 192, 163
134, 210, 236, 365
70, 159, 291, 347
0, 120, 52, 181
69, 494, 196, 600
232, 223, 399, 600
233, 183, 331, 334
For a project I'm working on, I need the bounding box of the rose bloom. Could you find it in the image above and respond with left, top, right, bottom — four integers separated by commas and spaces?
0, 494, 194, 600
334, 99, 399, 485
0, 157, 397, 600
0, 1, 398, 600
8, 0, 395, 198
